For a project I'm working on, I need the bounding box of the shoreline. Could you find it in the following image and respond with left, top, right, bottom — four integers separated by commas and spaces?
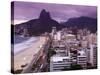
12, 36, 40, 55
13, 36, 46, 71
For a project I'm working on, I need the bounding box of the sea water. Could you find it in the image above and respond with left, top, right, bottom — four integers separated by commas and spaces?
12, 35, 39, 55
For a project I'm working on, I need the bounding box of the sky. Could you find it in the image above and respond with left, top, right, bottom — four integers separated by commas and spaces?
11, 1, 97, 24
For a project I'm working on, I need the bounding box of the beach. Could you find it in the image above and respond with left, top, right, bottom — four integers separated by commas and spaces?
13, 36, 46, 71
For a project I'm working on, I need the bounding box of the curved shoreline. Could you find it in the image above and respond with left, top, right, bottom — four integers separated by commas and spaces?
13, 36, 46, 71
12, 36, 40, 55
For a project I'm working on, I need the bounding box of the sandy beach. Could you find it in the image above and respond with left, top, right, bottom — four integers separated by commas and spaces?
13, 36, 46, 71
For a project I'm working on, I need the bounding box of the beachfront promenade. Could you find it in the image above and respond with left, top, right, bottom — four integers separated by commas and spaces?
13, 36, 51, 73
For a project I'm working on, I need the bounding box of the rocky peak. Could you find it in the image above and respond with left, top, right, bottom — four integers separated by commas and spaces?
39, 9, 51, 20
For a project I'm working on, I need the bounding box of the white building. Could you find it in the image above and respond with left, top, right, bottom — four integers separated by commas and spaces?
65, 34, 76, 41
50, 40, 72, 71
86, 33, 97, 45
50, 56, 72, 71
89, 44, 97, 67
51, 27, 57, 40
77, 49, 87, 68
57, 31, 61, 41
81, 38, 88, 48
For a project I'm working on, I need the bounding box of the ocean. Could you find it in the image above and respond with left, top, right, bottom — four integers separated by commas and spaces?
12, 35, 39, 55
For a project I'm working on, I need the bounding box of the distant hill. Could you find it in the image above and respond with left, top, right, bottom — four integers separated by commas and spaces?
14, 9, 65, 36
62, 16, 97, 33
12, 9, 97, 36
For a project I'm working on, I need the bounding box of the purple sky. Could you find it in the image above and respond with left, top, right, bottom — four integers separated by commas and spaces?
12, 1, 97, 24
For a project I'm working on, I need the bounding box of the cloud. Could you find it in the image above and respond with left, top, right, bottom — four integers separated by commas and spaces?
12, 19, 29, 24
12, 1, 97, 23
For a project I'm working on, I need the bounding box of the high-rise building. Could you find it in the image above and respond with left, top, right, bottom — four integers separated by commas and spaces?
80, 37, 88, 48
89, 44, 97, 67
77, 49, 87, 68
51, 27, 57, 39
57, 31, 61, 41
86, 33, 97, 45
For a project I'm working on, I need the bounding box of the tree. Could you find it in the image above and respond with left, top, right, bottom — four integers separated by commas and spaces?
14, 69, 23, 74
71, 64, 83, 70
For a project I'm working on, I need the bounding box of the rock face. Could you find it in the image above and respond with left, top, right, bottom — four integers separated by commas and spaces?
39, 9, 51, 20
14, 9, 64, 36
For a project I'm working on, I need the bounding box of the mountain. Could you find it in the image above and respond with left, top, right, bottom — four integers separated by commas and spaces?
14, 9, 65, 36
62, 16, 97, 33
13, 10, 97, 36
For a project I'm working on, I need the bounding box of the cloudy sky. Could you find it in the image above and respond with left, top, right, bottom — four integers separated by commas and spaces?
11, 1, 97, 24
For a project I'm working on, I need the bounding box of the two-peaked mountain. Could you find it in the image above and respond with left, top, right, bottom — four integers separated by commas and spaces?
13, 9, 65, 36
12, 9, 97, 36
